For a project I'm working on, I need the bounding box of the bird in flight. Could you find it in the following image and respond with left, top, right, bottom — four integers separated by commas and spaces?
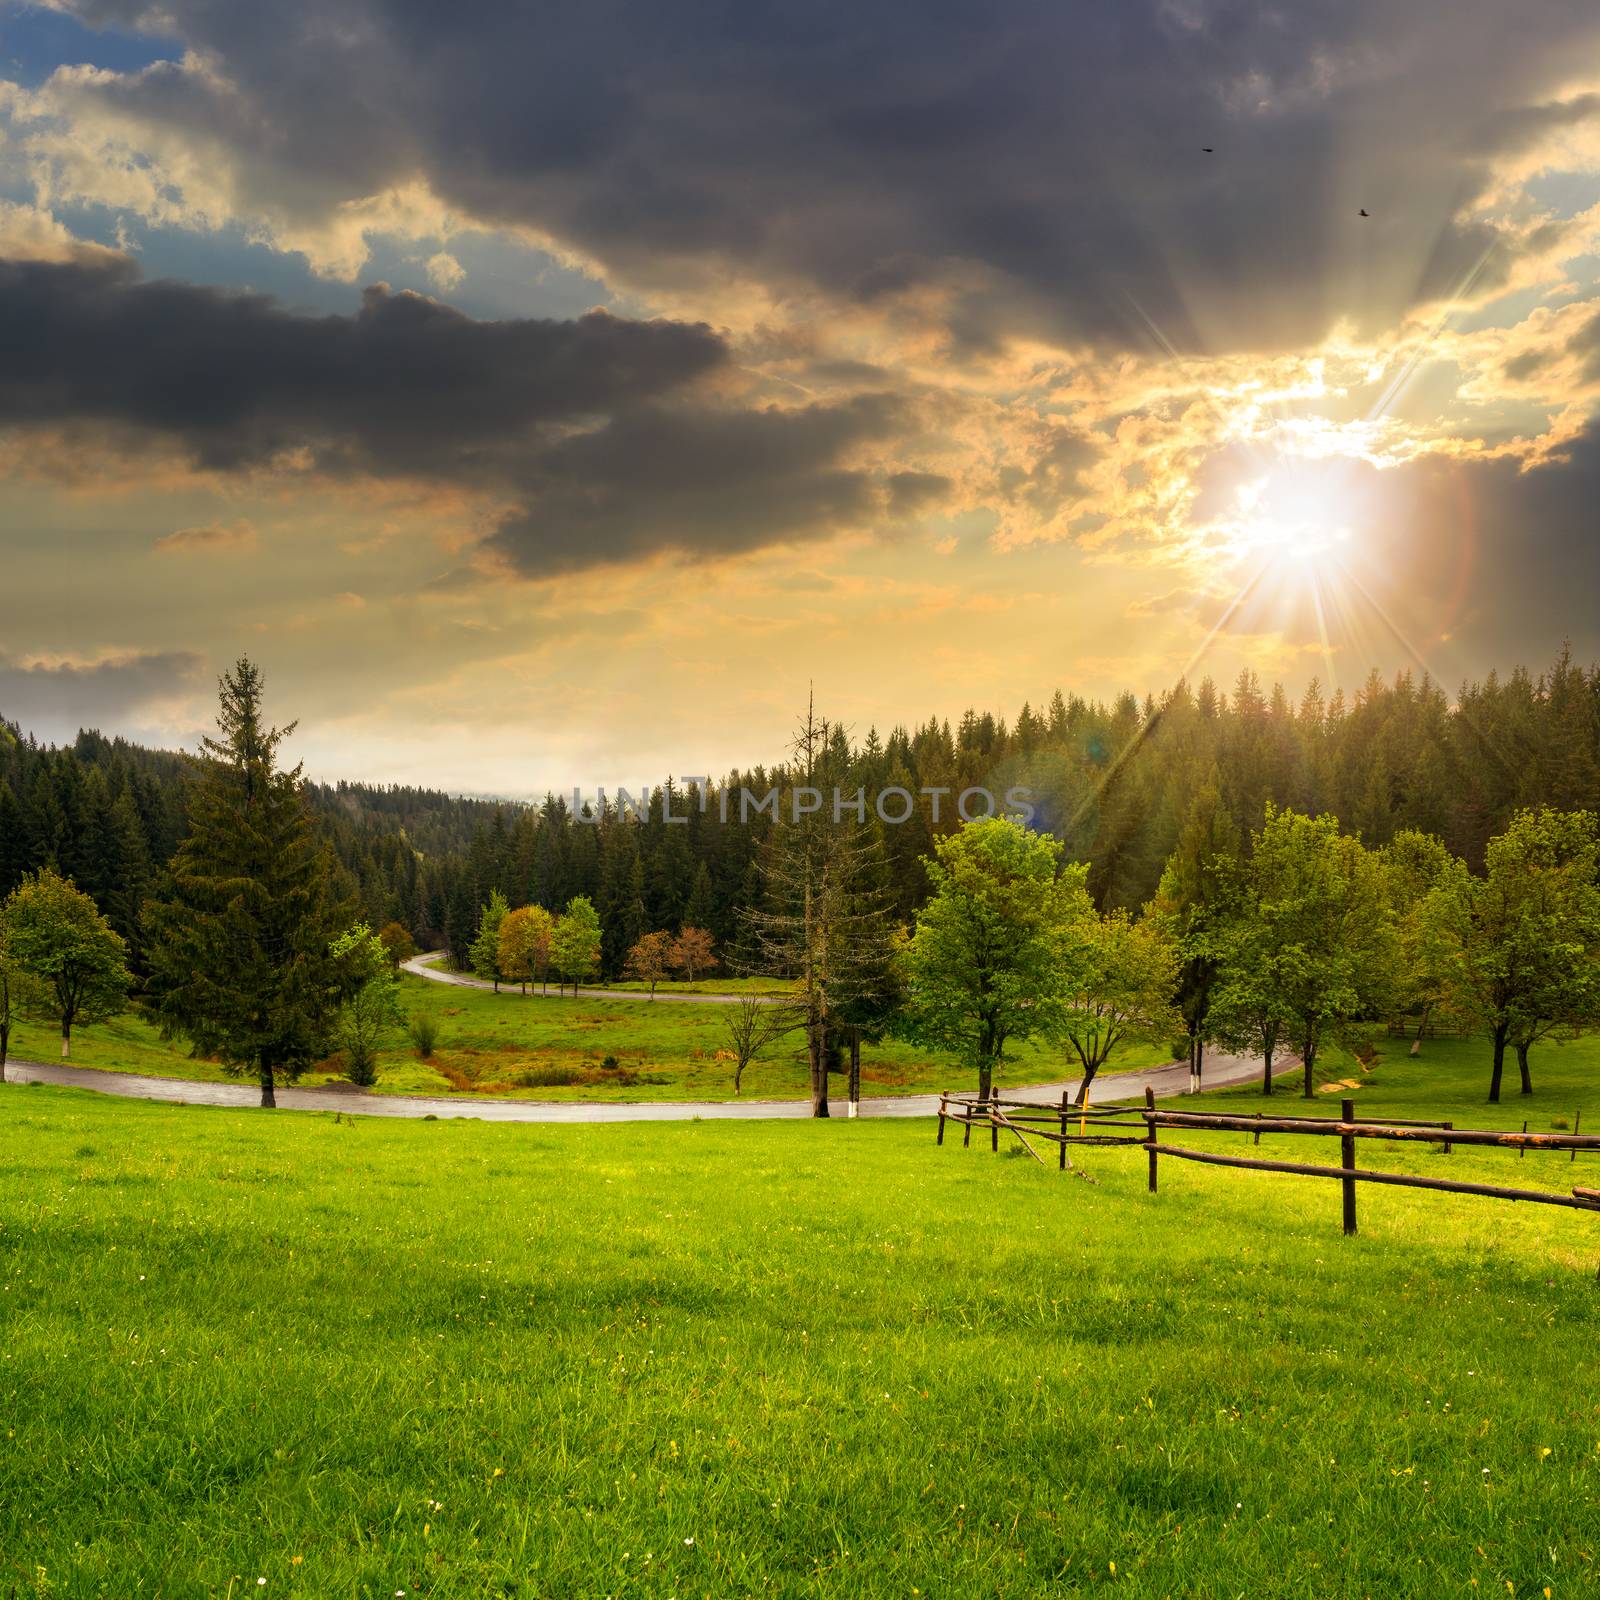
1359, 208, 1370, 217
1201, 147, 1214, 153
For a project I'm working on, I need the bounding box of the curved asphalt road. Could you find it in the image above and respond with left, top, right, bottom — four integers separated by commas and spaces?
2, 1050, 1273, 1121
401, 951, 775, 1004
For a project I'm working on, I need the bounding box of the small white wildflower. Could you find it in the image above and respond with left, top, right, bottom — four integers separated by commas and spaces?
684, 1536, 694, 1546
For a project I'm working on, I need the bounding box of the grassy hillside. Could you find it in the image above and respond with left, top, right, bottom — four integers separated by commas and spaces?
3, 973, 1173, 1102
3, 1038, 1599, 1597
1192, 1029, 1600, 1127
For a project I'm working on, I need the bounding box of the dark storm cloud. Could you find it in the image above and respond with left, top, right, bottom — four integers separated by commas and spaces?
482, 392, 914, 572
0, 650, 203, 739
44, 0, 1600, 353
0, 254, 930, 569
0, 254, 725, 472
1398, 427, 1600, 654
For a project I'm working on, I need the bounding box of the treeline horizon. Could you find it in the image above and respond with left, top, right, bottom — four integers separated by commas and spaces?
2, 645, 1597, 979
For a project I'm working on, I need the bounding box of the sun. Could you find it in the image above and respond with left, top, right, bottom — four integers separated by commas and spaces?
1230, 470, 1355, 570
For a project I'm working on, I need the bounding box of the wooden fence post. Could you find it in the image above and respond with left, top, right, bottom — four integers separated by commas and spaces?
1060, 1091, 1069, 1171
991, 1091, 1000, 1154
1341, 1098, 1358, 1237
963, 1104, 972, 1149
1254, 1112, 1263, 1147
1521, 1119, 1528, 1159
937, 1095, 947, 1146
1145, 1087, 1158, 1194
1443, 1121, 1453, 1156
1574, 1110, 1582, 1165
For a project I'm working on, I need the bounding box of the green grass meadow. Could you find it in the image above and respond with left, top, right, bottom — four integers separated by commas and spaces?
3, 1032, 1600, 1597
4, 974, 1172, 1103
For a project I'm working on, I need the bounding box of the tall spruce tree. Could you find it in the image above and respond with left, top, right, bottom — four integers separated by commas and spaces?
741, 699, 898, 1117
145, 659, 351, 1107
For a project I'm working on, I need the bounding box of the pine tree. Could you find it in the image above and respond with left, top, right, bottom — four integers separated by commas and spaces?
144, 659, 352, 1106
0, 780, 27, 898
741, 699, 899, 1116
92, 788, 152, 964
443, 868, 477, 970
683, 861, 716, 932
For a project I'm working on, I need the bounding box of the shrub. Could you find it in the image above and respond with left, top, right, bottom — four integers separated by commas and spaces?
408, 1015, 441, 1059
601, 1054, 621, 1071
515, 1065, 583, 1087
344, 1044, 379, 1088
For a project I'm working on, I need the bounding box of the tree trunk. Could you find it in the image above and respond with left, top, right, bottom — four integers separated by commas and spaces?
1489, 1024, 1507, 1103
260, 1062, 277, 1109
1194, 1037, 1204, 1092
1074, 1058, 1100, 1107
809, 1020, 830, 1117
848, 1027, 861, 1107
1262, 1037, 1274, 1095
1516, 1038, 1533, 1096
1410, 1003, 1431, 1058
1301, 1041, 1316, 1099
978, 1060, 993, 1106
0, 1023, 9, 1082
60, 1016, 71, 1059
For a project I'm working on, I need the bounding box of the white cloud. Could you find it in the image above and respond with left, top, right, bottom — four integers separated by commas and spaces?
424, 251, 465, 291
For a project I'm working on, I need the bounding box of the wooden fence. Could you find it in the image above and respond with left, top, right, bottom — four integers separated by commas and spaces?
935, 1090, 1600, 1265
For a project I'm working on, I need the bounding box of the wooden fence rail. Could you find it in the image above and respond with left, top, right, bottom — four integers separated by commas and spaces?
934, 1089, 1600, 1269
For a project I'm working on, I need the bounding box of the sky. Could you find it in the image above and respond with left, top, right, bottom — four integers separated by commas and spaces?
2, 0, 1600, 795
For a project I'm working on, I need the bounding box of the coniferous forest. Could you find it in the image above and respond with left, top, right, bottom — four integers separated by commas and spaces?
1, 647, 1596, 982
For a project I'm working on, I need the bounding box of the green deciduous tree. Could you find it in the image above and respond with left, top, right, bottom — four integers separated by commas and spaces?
1381, 829, 1463, 1055
0, 912, 51, 1081
329, 922, 404, 1086
469, 889, 510, 990
497, 904, 551, 994
1219, 806, 1397, 1098
550, 896, 602, 994
1428, 808, 1600, 1102
1053, 908, 1180, 1104
1148, 774, 1240, 1089
3, 867, 130, 1059
1207, 866, 1296, 1094
144, 659, 352, 1107
376, 921, 417, 971
896, 816, 1091, 1103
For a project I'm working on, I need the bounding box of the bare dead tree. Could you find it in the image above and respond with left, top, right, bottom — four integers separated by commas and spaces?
721, 994, 805, 1094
